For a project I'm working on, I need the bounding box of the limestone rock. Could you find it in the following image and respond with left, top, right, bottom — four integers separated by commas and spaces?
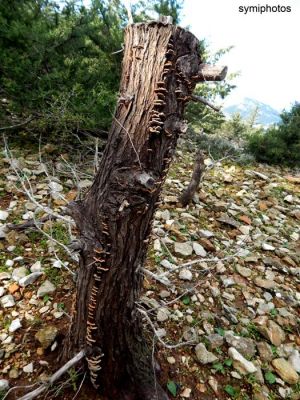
192, 242, 207, 257
0, 294, 15, 308
174, 242, 193, 257
272, 358, 299, 384
179, 269, 193, 281
37, 280, 56, 297
258, 320, 286, 346
19, 272, 43, 287
225, 333, 256, 358
195, 343, 218, 364
35, 326, 58, 349
228, 347, 257, 375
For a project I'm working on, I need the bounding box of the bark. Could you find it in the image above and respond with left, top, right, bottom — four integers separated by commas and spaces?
63, 21, 225, 399
179, 149, 205, 207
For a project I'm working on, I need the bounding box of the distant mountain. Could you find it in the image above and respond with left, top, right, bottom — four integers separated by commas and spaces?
223, 97, 281, 126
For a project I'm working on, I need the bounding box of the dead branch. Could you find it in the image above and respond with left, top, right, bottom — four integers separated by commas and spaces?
5, 351, 85, 400
7, 214, 55, 231
0, 116, 34, 131
191, 94, 221, 112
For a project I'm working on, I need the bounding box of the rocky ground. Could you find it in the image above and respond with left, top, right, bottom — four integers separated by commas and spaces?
0, 141, 299, 400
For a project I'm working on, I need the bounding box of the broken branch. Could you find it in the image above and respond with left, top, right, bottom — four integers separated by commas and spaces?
191, 94, 221, 112
17, 350, 85, 400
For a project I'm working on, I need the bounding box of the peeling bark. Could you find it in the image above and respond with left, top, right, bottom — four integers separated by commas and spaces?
180, 149, 205, 207
63, 21, 225, 399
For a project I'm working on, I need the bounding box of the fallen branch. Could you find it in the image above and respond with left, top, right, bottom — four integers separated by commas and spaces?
0, 116, 34, 131
7, 214, 55, 231
191, 94, 221, 112
16, 350, 85, 400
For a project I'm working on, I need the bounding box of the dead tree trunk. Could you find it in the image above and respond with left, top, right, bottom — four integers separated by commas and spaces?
64, 21, 226, 400
180, 149, 205, 206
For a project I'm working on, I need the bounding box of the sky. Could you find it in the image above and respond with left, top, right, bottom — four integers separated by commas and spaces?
180, 0, 300, 111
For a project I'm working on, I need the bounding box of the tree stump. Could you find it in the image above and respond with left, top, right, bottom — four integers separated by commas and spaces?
64, 20, 226, 400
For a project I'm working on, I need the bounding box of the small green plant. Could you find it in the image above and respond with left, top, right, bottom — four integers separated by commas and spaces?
269, 308, 278, 318
68, 368, 79, 392
215, 327, 225, 336
224, 358, 233, 367
247, 374, 257, 385
182, 296, 191, 305
57, 302, 65, 311
43, 294, 50, 303
213, 362, 225, 374
224, 384, 240, 398
265, 371, 276, 385
271, 345, 278, 357
245, 322, 261, 339
167, 380, 178, 397
44, 267, 62, 285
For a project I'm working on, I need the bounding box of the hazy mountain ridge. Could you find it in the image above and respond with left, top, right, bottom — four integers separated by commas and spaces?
224, 97, 281, 126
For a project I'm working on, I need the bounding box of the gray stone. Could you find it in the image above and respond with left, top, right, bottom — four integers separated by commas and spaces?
12, 267, 28, 282
157, 308, 170, 322
35, 326, 58, 349
37, 280, 56, 297
9, 318, 22, 333
160, 210, 171, 221
174, 242, 193, 257
78, 179, 92, 189
221, 277, 235, 287
179, 269, 193, 281
258, 320, 286, 346
289, 350, 300, 373
228, 347, 257, 374
0, 210, 9, 221
198, 229, 214, 239
257, 341, 273, 361
257, 302, 274, 315
262, 243, 275, 251
30, 261, 42, 273
225, 333, 256, 358
0, 379, 9, 391
19, 272, 43, 287
0, 294, 15, 308
159, 290, 171, 299
160, 259, 173, 270
156, 328, 167, 338
254, 277, 276, 290
0, 224, 7, 239
205, 334, 224, 349
192, 242, 207, 257
236, 265, 252, 278
48, 181, 63, 192
263, 292, 273, 302
195, 343, 218, 364
23, 362, 33, 373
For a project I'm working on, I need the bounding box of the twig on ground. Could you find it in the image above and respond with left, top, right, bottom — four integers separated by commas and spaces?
17, 350, 85, 400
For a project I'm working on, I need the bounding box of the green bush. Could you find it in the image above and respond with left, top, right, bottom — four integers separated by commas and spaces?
247, 102, 300, 166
